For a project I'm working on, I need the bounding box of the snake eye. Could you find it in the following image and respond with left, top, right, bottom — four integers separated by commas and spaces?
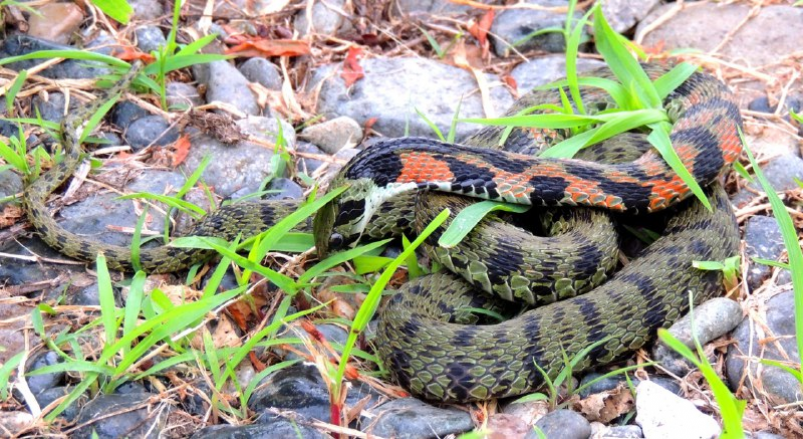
328, 233, 345, 250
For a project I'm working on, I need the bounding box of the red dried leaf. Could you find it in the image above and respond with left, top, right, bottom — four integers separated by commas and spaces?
171, 135, 192, 167
471, 9, 494, 47
301, 320, 325, 342
225, 38, 311, 58
341, 46, 365, 87
113, 47, 156, 63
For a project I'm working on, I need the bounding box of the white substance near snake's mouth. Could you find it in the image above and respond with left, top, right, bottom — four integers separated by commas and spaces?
354, 182, 419, 244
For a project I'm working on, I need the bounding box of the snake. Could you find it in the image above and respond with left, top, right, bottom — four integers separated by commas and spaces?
20, 62, 742, 403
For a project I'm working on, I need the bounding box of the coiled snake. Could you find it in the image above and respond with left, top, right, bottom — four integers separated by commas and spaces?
22, 63, 742, 403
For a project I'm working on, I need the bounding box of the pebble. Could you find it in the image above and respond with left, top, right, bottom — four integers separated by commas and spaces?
294, 0, 347, 37
57, 170, 186, 248
295, 141, 327, 175
599, 0, 661, 33
24, 351, 64, 396
0, 236, 82, 294
0, 35, 110, 79
596, 425, 643, 438
112, 101, 150, 128
265, 178, 305, 201
744, 125, 801, 159
135, 26, 166, 53
239, 58, 283, 90
34, 386, 85, 421
486, 413, 532, 438
313, 57, 513, 140
201, 61, 261, 116
299, 116, 363, 154
726, 289, 802, 405
85, 32, 124, 57
0, 412, 33, 435
247, 363, 378, 422
635, 381, 720, 439
165, 82, 204, 110
236, 115, 297, 150
638, 4, 802, 67
510, 54, 606, 94
191, 415, 328, 438
32, 92, 71, 124
360, 397, 473, 438
27, 2, 84, 45
72, 392, 171, 438
652, 298, 743, 376
0, 164, 24, 204
743, 215, 791, 291
129, 0, 165, 20
67, 283, 106, 306
393, 0, 472, 15
525, 409, 591, 439
124, 115, 180, 150
491, 0, 584, 57
732, 153, 803, 207
324, 148, 360, 182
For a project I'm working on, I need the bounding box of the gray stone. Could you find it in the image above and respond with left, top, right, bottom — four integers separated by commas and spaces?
511, 54, 607, 93
240, 58, 282, 90
751, 432, 785, 439
601, 425, 643, 438
324, 148, 360, 182
112, 101, 150, 128
639, 4, 803, 67
391, 0, 473, 16
295, 141, 327, 175
313, 57, 513, 140
86, 32, 124, 57
124, 115, 180, 150
248, 363, 378, 422
743, 215, 790, 291
165, 82, 203, 110
34, 386, 85, 421
491, 0, 584, 57
361, 398, 473, 439
202, 61, 261, 116
0, 35, 110, 79
130, 0, 165, 20
25, 351, 64, 396
599, 0, 661, 33
278, 323, 348, 361
294, 0, 347, 37
525, 409, 591, 439
135, 26, 166, 53
32, 92, 74, 124
732, 153, 803, 207
727, 289, 802, 405
235, 116, 296, 150
579, 373, 681, 398
635, 381, 720, 439
191, 415, 327, 439
299, 116, 363, 154
652, 298, 743, 375
73, 393, 171, 439
265, 178, 304, 201
0, 168, 23, 206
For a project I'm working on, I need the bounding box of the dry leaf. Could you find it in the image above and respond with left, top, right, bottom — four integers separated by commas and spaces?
225, 38, 310, 58
341, 46, 365, 87
576, 386, 634, 424
170, 135, 192, 167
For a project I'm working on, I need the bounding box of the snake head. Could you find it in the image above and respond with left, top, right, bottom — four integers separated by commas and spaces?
314, 178, 378, 257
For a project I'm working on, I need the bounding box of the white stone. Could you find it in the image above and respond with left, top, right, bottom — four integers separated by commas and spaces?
636, 381, 721, 439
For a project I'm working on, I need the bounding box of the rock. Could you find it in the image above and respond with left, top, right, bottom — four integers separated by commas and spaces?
639, 4, 803, 67
635, 381, 720, 439
25, 351, 64, 396
32, 92, 74, 124
652, 298, 743, 376
295, 0, 347, 37
236, 115, 297, 150
744, 125, 801, 159
34, 386, 85, 421
248, 363, 379, 422
112, 101, 151, 128
392, 0, 473, 16
503, 398, 549, 426
491, 0, 584, 57
191, 414, 328, 438
202, 61, 261, 116
743, 216, 790, 291
299, 116, 363, 154
72, 393, 171, 439
751, 432, 785, 439
596, 425, 643, 438
135, 26, 166, 53
27, 2, 84, 45
265, 178, 304, 201
360, 398, 473, 439
599, 0, 661, 33
525, 409, 591, 439
240, 58, 283, 90
0, 164, 24, 205
0, 35, 111, 79
58, 169, 186, 248
314, 57, 513, 140
0, 235, 83, 295
0, 411, 33, 434
727, 289, 802, 405
510, 54, 607, 93
130, 0, 165, 20
166, 82, 204, 110
732, 153, 803, 207
324, 148, 360, 182
487, 413, 532, 438
275, 323, 349, 361
85, 32, 124, 57
295, 141, 327, 175
124, 115, 180, 150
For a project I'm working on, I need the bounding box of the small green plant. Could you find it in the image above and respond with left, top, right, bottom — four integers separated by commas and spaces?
693, 255, 741, 291
658, 294, 746, 438
417, 25, 464, 59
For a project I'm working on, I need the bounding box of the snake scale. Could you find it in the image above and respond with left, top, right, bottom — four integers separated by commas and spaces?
21, 62, 742, 403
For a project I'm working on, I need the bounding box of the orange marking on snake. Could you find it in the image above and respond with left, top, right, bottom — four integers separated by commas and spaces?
397, 152, 455, 183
